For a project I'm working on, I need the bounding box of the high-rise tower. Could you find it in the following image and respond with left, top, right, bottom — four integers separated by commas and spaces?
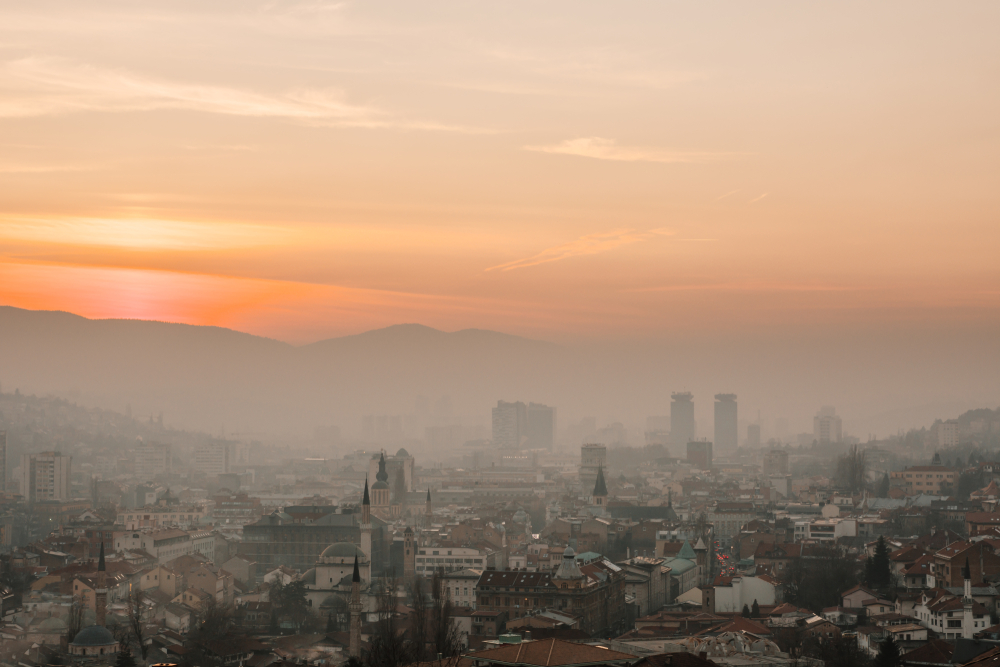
670, 393, 695, 446
714, 394, 738, 453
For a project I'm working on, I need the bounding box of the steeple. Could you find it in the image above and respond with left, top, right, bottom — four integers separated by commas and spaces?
362, 477, 370, 506
360, 478, 372, 561
593, 465, 608, 497
352, 554, 361, 583
98, 540, 106, 573
376, 453, 388, 483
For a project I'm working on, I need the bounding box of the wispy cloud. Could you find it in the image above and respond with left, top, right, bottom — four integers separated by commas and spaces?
486, 228, 674, 272
0, 57, 484, 132
524, 137, 737, 164
749, 193, 769, 203
717, 189, 740, 200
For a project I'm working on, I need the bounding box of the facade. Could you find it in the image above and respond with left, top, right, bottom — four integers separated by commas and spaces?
117, 505, 208, 530
442, 567, 483, 609
526, 402, 557, 450
687, 441, 713, 470
135, 442, 172, 479
240, 510, 388, 575
939, 420, 960, 447
194, 442, 230, 476
416, 546, 490, 575
670, 393, 695, 446
813, 407, 843, 445
713, 394, 738, 454
492, 401, 527, 449
21, 451, 72, 502
618, 557, 670, 617
890, 466, 958, 496
0, 430, 5, 492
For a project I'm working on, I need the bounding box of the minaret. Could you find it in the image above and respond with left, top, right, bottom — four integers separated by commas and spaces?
963, 557, 974, 639
95, 541, 107, 627
425, 488, 432, 528
361, 478, 372, 563
349, 555, 362, 659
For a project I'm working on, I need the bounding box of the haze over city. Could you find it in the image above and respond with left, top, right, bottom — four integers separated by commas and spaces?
1, 3, 1000, 667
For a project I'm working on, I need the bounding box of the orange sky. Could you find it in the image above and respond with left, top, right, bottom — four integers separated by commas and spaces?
2, 1, 999, 344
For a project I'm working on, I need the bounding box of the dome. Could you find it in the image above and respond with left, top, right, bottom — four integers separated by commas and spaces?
71, 625, 116, 647
320, 543, 367, 560
38, 617, 68, 631
395, 448, 410, 458
371, 480, 390, 490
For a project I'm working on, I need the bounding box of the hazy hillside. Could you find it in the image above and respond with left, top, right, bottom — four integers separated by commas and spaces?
1, 306, 998, 443
0, 307, 574, 438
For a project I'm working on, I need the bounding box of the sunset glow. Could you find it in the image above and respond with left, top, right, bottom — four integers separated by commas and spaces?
1, 2, 998, 344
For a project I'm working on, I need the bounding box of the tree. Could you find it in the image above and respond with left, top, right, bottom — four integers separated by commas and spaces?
192, 597, 235, 641
742, 604, 751, 618
875, 635, 900, 667
123, 586, 150, 662
114, 646, 137, 667
932, 452, 942, 465
837, 446, 868, 494
786, 546, 862, 612
67, 597, 85, 643
751, 599, 760, 618
877, 473, 890, 498
867, 536, 891, 590
270, 579, 312, 632
365, 578, 412, 667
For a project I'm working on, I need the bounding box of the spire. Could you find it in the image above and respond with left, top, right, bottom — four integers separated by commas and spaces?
376, 452, 388, 483
426, 488, 431, 502
97, 540, 106, 572
352, 554, 360, 583
668, 488, 673, 508
362, 478, 370, 506
593, 465, 608, 497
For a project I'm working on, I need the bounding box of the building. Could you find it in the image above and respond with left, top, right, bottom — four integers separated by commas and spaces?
492, 401, 527, 449
814, 407, 843, 445
239, 508, 389, 575
714, 394, 738, 454
21, 451, 72, 502
526, 403, 557, 450
416, 546, 491, 575
687, 441, 713, 470
135, 442, 172, 479
939, 420, 960, 447
763, 450, 789, 476
890, 466, 958, 496
747, 423, 761, 448
194, 442, 230, 476
580, 444, 607, 491
670, 393, 695, 446
442, 568, 483, 609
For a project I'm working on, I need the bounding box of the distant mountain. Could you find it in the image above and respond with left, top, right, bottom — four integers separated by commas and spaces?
0, 307, 572, 437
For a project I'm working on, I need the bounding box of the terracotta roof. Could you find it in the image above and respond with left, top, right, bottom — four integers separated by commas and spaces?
711, 617, 772, 636
961, 647, 1000, 667
477, 570, 555, 589
464, 638, 634, 666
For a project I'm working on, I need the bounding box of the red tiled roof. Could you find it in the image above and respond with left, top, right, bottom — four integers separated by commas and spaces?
464, 638, 634, 666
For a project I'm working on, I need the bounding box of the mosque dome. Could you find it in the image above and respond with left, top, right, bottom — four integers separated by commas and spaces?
320, 543, 367, 560
71, 625, 116, 647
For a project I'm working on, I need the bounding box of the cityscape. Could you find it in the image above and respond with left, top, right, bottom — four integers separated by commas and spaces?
1, 2, 999, 667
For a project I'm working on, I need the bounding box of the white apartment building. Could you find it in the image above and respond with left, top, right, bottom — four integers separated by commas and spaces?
135, 442, 172, 479
442, 568, 483, 609
416, 547, 489, 575
194, 443, 230, 476
117, 505, 208, 530
115, 528, 217, 564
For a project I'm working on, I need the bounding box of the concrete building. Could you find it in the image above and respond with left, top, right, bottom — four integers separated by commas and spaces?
814, 407, 843, 445
763, 450, 789, 476
442, 568, 483, 609
194, 442, 230, 476
21, 451, 72, 502
492, 401, 527, 449
714, 394, 738, 454
526, 402, 557, 450
939, 420, 960, 447
670, 393, 695, 446
0, 430, 5, 492
135, 442, 172, 480
746, 423, 761, 448
687, 441, 713, 470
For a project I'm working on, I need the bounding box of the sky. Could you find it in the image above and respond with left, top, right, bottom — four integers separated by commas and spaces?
1, 1, 999, 345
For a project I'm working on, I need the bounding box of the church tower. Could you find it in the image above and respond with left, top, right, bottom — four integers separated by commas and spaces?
371, 453, 391, 515
361, 478, 372, 562
591, 465, 608, 514
403, 527, 415, 580
349, 555, 362, 658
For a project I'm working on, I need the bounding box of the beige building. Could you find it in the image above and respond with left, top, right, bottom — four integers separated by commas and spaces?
21, 451, 72, 501
890, 466, 957, 496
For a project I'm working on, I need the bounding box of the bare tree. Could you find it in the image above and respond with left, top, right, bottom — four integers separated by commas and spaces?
837, 445, 868, 494
364, 578, 412, 667
192, 596, 235, 642
67, 597, 85, 643
123, 586, 151, 662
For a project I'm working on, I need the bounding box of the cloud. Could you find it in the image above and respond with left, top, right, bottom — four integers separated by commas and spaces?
486, 228, 674, 272
749, 193, 769, 203
717, 189, 740, 200
0, 57, 483, 131
524, 137, 736, 164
